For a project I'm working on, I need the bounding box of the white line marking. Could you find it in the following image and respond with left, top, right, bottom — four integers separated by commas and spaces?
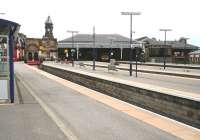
16, 73, 78, 140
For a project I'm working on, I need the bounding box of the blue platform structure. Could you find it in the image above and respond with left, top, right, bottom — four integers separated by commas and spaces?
0, 19, 20, 103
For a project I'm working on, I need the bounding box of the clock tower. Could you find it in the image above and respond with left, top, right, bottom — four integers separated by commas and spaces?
25, 16, 57, 62
44, 16, 54, 38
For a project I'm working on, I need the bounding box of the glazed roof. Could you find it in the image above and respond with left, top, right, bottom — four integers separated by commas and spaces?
59, 34, 129, 43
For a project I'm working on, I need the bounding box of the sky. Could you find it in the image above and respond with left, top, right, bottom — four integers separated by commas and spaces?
1, 0, 200, 46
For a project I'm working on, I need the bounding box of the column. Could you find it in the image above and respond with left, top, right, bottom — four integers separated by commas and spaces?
120, 47, 123, 60
76, 45, 79, 60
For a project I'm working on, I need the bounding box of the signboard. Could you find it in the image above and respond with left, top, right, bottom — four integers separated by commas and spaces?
0, 80, 8, 99
0, 18, 20, 103
0, 35, 9, 100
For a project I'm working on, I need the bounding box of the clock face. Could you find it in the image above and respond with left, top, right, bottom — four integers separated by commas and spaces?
47, 28, 50, 32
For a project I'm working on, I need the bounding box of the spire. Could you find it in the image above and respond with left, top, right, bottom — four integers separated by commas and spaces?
45, 16, 53, 24
44, 16, 54, 38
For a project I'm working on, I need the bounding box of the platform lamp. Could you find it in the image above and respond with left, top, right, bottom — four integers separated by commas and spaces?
108, 37, 116, 62
121, 11, 141, 76
135, 41, 143, 77
159, 29, 172, 69
92, 26, 96, 70
182, 37, 189, 65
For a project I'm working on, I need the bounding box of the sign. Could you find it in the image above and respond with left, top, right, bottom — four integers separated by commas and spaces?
0, 36, 9, 100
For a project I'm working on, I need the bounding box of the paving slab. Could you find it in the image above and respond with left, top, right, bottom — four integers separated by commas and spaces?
0, 75, 67, 140
14, 62, 184, 140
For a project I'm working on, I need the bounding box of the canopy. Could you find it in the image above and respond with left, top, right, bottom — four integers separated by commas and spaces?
0, 18, 20, 36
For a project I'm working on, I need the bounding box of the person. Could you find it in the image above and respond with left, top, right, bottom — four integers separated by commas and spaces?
65, 52, 69, 60
39, 57, 43, 64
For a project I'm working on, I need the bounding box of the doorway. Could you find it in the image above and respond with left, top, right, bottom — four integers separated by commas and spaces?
28, 52, 32, 61
34, 52, 39, 61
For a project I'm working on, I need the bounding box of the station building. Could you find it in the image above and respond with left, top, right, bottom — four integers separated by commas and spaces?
58, 34, 198, 63
189, 50, 200, 64
24, 16, 57, 64
58, 34, 144, 61
14, 33, 26, 61
136, 37, 199, 63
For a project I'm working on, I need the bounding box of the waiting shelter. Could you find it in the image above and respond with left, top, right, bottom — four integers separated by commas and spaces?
0, 19, 20, 103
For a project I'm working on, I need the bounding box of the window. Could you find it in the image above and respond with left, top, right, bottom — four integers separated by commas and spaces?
149, 48, 171, 57
0, 36, 8, 73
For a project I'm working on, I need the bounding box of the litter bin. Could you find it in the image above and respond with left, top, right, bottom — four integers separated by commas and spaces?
110, 59, 116, 65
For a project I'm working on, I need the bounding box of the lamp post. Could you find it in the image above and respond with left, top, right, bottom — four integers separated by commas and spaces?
131, 42, 142, 77
0, 13, 6, 20
67, 30, 78, 67
108, 37, 115, 62
159, 29, 172, 69
71, 49, 75, 66
121, 11, 141, 76
0, 13, 5, 19
92, 26, 96, 70
182, 37, 189, 65
135, 43, 140, 78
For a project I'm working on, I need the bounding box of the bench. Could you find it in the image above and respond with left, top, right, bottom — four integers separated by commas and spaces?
108, 64, 117, 71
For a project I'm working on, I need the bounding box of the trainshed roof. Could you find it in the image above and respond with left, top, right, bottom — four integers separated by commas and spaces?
59, 34, 129, 43
58, 34, 130, 48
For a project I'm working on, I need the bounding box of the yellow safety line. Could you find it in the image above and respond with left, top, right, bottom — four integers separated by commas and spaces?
25, 64, 200, 140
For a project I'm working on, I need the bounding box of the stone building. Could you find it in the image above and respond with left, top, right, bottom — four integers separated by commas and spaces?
14, 33, 26, 61
25, 16, 57, 64
136, 37, 199, 63
189, 50, 200, 64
